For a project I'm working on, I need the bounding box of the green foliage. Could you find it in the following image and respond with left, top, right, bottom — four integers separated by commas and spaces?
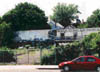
41, 32, 100, 65
41, 49, 55, 65
81, 33, 100, 50
2, 28, 16, 48
0, 21, 16, 48
0, 22, 16, 48
0, 47, 16, 62
0, 17, 2, 24
0, 22, 9, 33
51, 3, 80, 27
2, 2, 49, 31
87, 9, 100, 27
0, 22, 10, 47
78, 23, 88, 28
41, 44, 80, 65
80, 32, 100, 56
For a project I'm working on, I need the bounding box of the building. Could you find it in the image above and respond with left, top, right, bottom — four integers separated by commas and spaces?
14, 19, 100, 47
14, 29, 50, 47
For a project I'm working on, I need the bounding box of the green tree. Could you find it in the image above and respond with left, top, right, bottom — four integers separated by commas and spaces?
2, 2, 49, 31
51, 3, 80, 27
0, 17, 2, 24
80, 32, 100, 56
78, 23, 88, 28
0, 21, 15, 48
87, 9, 100, 27
0, 22, 9, 46
2, 26, 16, 48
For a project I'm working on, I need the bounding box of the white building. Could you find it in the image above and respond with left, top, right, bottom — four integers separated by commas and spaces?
15, 29, 50, 42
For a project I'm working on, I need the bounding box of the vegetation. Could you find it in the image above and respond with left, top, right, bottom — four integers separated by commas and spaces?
2, 2, 50, 31
0, 47, 16, 62
0, 2, 50, 48
41, 32, 100, 65
0, 2, 100, 65
41, 43, 80, 65
51, 3, 80, 27
80, 32, 100, 57
87, 9, 100, 28
78, 23, 88, 28
0, 22, 16, 48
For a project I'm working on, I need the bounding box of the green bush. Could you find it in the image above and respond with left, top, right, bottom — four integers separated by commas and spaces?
41, 44, 80, 65
0, 47, 16, 62
41, 53, 55, 65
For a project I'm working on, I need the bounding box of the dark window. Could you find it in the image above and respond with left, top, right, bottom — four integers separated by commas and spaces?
86, 57, 96, 62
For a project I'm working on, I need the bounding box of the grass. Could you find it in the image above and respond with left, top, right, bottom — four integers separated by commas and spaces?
16, 49, 37, 59
42, 49, 54, 56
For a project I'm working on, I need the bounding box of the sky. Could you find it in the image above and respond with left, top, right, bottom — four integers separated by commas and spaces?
0, 0, 100, 21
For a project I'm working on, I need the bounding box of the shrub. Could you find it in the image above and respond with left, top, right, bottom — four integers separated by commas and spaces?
0, 47, 16, 62
41, 44, 80, 65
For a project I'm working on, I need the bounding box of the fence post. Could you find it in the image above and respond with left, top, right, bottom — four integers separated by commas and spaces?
28, 49, 29, 64
3, 50, 4, 64
16, 49, 17, 64
55, 48, 56, 64
40, 47, 42, 65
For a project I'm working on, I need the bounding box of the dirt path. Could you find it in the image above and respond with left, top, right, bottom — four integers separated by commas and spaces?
17, 50, 40, 64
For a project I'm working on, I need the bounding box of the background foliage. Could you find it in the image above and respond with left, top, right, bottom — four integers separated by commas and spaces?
80, 32, 100, 56
86, 9, 100, 28
2, 2, 50, 31
51, 3, 80, 27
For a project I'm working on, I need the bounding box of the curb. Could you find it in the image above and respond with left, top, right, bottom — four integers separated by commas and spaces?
33, 65, 59, 69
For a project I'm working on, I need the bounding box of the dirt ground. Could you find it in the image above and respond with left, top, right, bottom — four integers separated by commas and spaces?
17, 50, 40, 65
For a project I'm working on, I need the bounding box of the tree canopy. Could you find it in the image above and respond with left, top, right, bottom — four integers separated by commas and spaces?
2, 2, 50, 31
81, 33, 100, 49
0, 21, 17, 48
0, 22, 10, 47
80, 32, 100, 57
87, 9, 100, 28
51, 3, 80, 27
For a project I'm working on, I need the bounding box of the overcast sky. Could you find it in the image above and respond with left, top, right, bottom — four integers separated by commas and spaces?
0, 0, 100, 21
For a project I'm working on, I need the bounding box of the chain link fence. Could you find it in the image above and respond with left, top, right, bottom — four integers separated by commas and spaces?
0, 49, 41, 65
0, 48, 58, 65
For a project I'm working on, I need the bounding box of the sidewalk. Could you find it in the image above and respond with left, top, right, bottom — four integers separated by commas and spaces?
0, 65, 58, 70
34, 65, 58, 69
0, 65, 60, 72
